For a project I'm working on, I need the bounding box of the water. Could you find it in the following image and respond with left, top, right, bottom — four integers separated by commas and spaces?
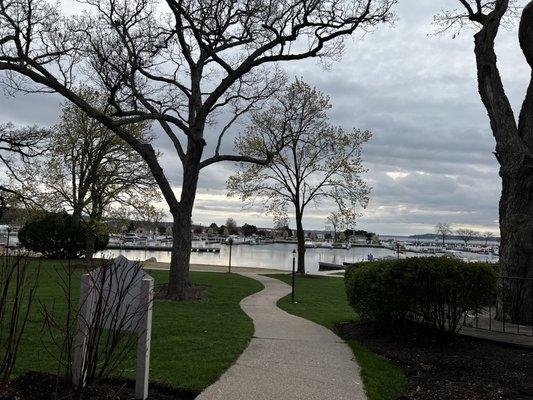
98, 243, 499, 274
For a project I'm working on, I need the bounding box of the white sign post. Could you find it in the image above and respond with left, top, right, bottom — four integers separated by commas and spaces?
135, 276, 153, 399
73, 256, 154, 400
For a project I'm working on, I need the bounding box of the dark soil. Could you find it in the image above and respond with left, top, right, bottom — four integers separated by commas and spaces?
339, 321, 533, 400
1, 372, 198, 400
154, 283, 209, 301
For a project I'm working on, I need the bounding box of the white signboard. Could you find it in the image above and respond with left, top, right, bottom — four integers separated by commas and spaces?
73, 256, 154, 399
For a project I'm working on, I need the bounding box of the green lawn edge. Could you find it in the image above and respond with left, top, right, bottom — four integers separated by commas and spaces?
12, 259, 264, 393
265, 273, 407, 400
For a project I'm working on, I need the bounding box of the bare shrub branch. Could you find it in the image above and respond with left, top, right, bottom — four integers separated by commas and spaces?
0, 254, 39, 394
40, 257, 152, 399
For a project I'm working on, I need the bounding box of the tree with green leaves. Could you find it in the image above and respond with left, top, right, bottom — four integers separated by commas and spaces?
228, 80, 371, 273
225, 218, 238, 235
241, 223, 258, 237
21, 89, 160, 259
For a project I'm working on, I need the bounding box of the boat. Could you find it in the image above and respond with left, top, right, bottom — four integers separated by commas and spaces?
332, 242, 351, 250
318, 261, 345, 271
123, 232, 140, 243
305, 241, 318, 248
225, 235, 246, 245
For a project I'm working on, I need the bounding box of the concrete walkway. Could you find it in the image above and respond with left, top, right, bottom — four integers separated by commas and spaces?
196, 274, 367, 400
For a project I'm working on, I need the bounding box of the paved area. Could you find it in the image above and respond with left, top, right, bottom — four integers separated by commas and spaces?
461, 311, 533, 348
144, 261, 287, 275
196, 274, 367, 400
460, 326, 533, 348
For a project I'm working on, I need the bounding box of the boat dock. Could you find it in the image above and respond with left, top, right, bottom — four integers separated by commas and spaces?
106, 243, 220, 253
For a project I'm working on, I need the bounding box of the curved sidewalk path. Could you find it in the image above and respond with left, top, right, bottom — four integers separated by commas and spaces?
196, 274, 367, 400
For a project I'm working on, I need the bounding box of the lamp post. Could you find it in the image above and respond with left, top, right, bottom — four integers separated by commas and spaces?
228, 237, 234, 274
291, 249, 296, 303
6, 226, 11, 257
396, 242, 400, 260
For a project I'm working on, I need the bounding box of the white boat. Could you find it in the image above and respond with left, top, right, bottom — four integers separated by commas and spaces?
332, 242, 351, 250
305, 240, 318, 248
226, 235, 246, 245
123, 232, 140, 243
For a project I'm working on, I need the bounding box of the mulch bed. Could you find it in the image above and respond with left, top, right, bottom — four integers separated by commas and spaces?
1, 372, 198, 400
154, 283, 209, 301
339, 321, 533, 400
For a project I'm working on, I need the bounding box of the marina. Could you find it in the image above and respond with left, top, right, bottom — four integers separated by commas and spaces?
98, 238, 500, 274
3, 228, 501, 274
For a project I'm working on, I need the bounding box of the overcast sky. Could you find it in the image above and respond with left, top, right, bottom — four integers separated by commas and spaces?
0, 0, 530, 235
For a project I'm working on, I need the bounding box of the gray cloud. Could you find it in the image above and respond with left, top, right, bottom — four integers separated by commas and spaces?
1, 0, 529, 235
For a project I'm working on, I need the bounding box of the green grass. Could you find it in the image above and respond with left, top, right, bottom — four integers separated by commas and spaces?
12, 259, 263, 392
267, 274, 407, 400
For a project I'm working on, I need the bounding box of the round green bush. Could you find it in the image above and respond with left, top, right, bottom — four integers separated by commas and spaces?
345, 257, 497, 335
18, 212, 109, 259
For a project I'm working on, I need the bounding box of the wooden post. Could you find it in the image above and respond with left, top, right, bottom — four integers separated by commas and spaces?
135, 277, 154, 400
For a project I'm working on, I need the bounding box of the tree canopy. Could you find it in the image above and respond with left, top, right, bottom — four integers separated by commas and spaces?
228, 79, 371, 272
0, 0, 396, 299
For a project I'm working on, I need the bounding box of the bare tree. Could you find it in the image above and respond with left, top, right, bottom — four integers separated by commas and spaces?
435, 222, 452, 247
0, 0, 396, 298
0, 123, 48, 206
456, 228, 477, 246
228, 80, 370, 273
0, 255, 38, 394
482, 231, 495, 246
328, 212, 345, 243
435, 1, 533, 321
138, 205, 166, 236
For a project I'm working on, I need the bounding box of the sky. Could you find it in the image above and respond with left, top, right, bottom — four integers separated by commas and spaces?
0, 0, 530, 236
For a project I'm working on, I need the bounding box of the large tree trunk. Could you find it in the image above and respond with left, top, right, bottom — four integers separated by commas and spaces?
166, 210, 193, 299
0, 196, 5, 221
166, 136, 203, 300
85, 228, 96, 262
295, 210, 306, 274
71, 204, 84, 226
84, 213, 100, 262
472, 1, 533, 323
499, 2, 533, 324
498, 160, 533, 324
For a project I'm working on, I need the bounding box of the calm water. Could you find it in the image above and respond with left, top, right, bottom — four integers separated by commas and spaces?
98, 243, 499, 273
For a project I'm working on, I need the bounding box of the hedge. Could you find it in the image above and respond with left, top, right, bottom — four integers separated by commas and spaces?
345, 257, 497, 336
18, 212, 109, 259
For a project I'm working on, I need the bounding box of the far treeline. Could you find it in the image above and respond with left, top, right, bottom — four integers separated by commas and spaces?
412, 233, 500, 242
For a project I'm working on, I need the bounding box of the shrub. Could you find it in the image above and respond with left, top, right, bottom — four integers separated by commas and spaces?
0, 256, 38, 394
18, 212, 109, 259
345, 257, 497, 336
41, 258, 149, 399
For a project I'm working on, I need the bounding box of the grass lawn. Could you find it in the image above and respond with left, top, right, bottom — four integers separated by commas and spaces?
12, 258, 263, 393
267, 274, 407, 400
